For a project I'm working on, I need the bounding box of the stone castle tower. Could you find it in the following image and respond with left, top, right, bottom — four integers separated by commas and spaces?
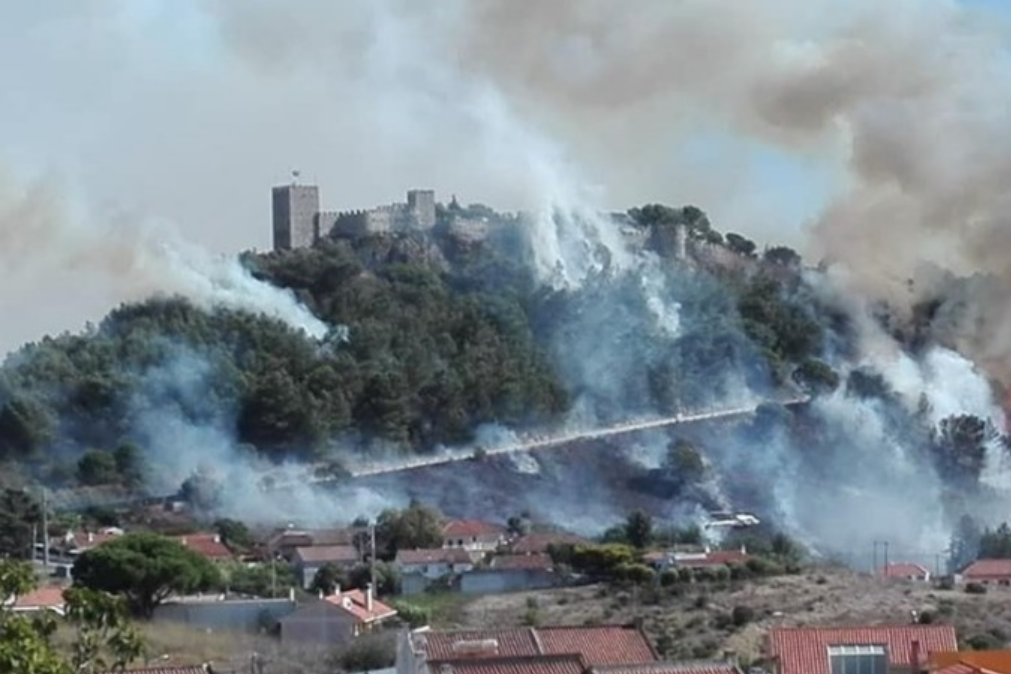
272, 181, 436, 252
272, 183, 320, 251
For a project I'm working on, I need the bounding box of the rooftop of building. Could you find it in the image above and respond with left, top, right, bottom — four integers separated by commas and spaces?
768, 624, 958, 674
413, 625, 658, 667
443, 520, 509, 539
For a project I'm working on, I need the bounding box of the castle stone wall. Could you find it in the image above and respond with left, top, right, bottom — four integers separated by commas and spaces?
272, 186, 439, 245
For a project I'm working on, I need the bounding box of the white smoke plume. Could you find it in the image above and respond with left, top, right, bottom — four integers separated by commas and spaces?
131, 347, 398, 526
0, 170, 327, 355
9, 0, 1011, 555
7, 1, 1011, 373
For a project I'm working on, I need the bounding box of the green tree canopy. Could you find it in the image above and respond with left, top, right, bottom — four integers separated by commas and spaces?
76, 450, 118, 487
72, 532, 221, 617
979, 522, 1011, 559
932, 415, 991, 487
0, 558, 143, 674
624, 510, 654, 549
375, 502, 444, 559
665, 438, 706, 485
0, 488, 41, 560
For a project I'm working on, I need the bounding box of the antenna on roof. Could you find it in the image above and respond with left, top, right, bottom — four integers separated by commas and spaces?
291, 169, 301, 185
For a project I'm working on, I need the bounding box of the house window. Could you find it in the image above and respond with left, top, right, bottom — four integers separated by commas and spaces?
828, 645, 888, 674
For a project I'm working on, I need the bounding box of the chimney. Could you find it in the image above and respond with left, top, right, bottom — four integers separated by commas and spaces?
213, 533, 221, 544
911, 640, 922, 674
87, 532, 94, 543
367, 583, 374, 612
334, 584, 341, 598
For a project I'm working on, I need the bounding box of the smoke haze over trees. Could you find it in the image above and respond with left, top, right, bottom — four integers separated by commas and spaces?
3, 0, 1011, 569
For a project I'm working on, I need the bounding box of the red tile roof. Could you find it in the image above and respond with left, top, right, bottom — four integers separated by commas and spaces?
491, 554, 553, 571
397, 548, 473, 566
69, 529, 121, 551
14, 586, 66, 608
419, 626, 658, 667
538, 626, 658, 666
443, 520, 508, 539
422, 628, 542, 660
597, 662, 741, 674
882, 563, 930, 578
933, 664, 989, 674
175, 534, 232, 561
768, 625, 958, 674
427, 654, 587, 674
962, 559, 1011, 581
644, 549, 749, 568
294, 545, 359, 564
931, 650, 1011, 674
511, 533, 591, 554
321, 588, 396, 624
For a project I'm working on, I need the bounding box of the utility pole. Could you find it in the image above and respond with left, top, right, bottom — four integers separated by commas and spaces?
41, 487, 49, 568
369, 522, 377, 593
873, 541, 878, 574
883, 540, 890, 573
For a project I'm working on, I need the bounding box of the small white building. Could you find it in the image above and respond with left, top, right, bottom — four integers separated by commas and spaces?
441, 520, 509, 562
882, 562, 932, 582
279, 585, 397, 647
395, 548, 474, 580
292, 545, 360, 588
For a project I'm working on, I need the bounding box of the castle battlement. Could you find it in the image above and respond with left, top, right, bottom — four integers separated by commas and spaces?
272, 184, 437, 251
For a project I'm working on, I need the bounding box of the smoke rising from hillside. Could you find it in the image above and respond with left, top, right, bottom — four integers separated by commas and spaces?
205, 0, 1011, 374
7, 1, 1011, 368
133, 348, 399, 525
0, 171, 326, 354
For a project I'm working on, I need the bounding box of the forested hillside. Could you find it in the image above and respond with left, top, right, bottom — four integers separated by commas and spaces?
0, 203, 834, 493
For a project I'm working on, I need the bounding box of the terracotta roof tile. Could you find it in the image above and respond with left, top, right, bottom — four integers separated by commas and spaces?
175, 534, 232, 561
294, 545, 359, 564
491, 554, 553, 571
13, 586, 66, 609
321, 589, 396, 624
397, 548, 473, 566
962, 559, 1011, 580
933, 664, 988, 674
596, 661, 741, 674
443, 520, 508, 538
427, 654, 587, 674
419, 626, 657, 667
882, 563, 930, 578
931, 650, 1011, 674
423, 629, 542, 660
538, 626, 658, 666
769, 625, 958, 674
511, 533, 591, 554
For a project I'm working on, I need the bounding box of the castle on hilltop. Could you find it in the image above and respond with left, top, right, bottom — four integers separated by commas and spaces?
272, 180, 436, 251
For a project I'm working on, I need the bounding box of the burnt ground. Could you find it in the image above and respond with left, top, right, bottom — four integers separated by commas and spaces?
435, 567, 1011, 664
347, 422, 740, 531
